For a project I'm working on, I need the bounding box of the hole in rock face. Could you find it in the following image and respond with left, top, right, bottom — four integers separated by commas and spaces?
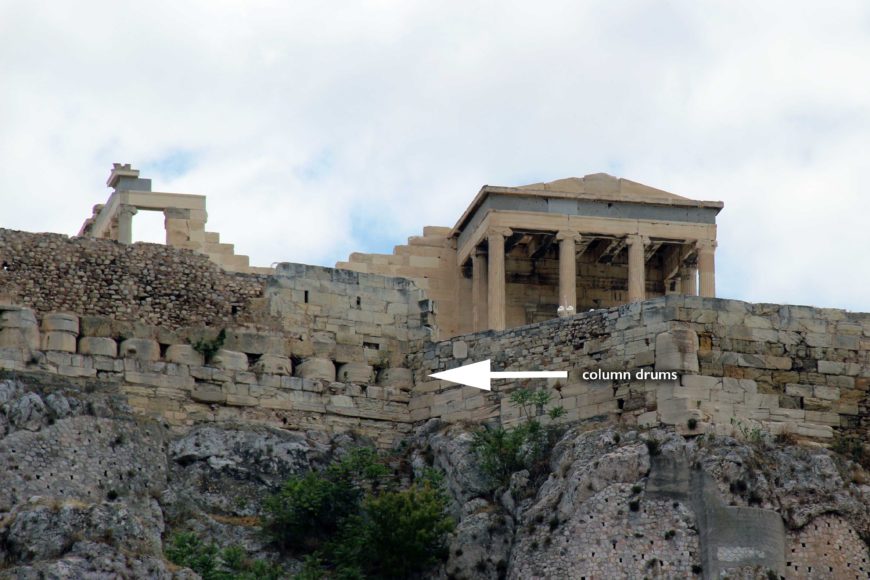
303, 291, 309, 303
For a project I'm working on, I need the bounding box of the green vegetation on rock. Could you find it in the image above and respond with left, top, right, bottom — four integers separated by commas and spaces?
261, 447, 453, 579
472, 388, 565, 489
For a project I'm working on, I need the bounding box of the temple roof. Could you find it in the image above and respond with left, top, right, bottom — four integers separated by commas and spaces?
452, 173, 723, 235
516, 173, 690, 203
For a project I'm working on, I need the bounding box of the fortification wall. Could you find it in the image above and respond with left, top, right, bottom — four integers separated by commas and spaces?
0, 228, 429, 370
0, 307, 414, 447
0, 228, 271, 330
267, 263, 429, 367
337, 226, 462, 338
410, 295, 870, 440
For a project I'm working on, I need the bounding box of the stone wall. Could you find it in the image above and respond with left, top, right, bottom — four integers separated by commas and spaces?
0, 229, 430, 372
267, 262, 429, 368
410, 295, 870, 440
0, 228, 271, 331
0, 307, 416, 448
337, 226, 461, 338
785, 514, 869, 579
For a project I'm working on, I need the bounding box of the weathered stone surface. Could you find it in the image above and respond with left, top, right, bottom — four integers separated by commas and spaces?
211, 349, 248, 371
77, 336, 117, 357
336, 362, 374, 383
252, 354, 292, 375
378, 367, 413, 389
120, 338, 160, 361
165, 344, 205, 366
655, 326, 700, 373
41, 331, 77, 353
5, 392, 47, 431
0, 306, 40, 351
296, 357, 336, 381
41, 312, 80, 334
191, 384, 226, 404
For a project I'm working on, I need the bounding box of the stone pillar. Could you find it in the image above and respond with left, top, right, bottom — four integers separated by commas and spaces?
556, 231, 580, 316
626, 234, 649, 303
680, 265, 698, 296
697, 240, 717, 297
117, 204, 137, 244
164, 207, 207, 251
471, 247, 488, 332
487, 227, 512, 331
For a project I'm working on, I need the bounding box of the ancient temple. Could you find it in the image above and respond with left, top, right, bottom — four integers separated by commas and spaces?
339, 173, 723, 338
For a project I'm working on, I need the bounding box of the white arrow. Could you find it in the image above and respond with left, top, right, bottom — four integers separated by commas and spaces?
428, 359, 568, 391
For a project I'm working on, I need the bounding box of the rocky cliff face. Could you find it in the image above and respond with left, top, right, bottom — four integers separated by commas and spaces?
1, 372, 868, 579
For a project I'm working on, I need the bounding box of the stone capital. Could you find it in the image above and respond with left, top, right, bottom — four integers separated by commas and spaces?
555, 230, 582, 242
696, 239, 717, 254
118, 204, 138, 218
487, 227, 513, 239
625, 234, 650, 247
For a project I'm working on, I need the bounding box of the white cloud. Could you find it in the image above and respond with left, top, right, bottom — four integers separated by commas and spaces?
1, 0, 868, 310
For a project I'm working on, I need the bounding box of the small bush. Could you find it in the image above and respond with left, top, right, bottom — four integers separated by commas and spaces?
192, 329, 227, 363
165, 532, 282, 580
692, 563, 703, 574
106, 489, 119, 501
631, 484, 643, 494
832, 435, 870, 469
687, 418, 698, 430
262, 448, 387, 552
664, 529, 676, 540
645, 438, 661, 457
472, 389, 566, 490
349, 483, 454, 578
629, 500, 640, 512
263, 447, 453, 579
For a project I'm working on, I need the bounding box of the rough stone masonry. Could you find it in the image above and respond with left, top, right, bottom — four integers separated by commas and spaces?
1, 167, 869, 578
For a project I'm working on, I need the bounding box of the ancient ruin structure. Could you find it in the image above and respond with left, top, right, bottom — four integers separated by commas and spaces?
78, 163, 270, 274
1, 164, 867, 578
339, 173, 723, 337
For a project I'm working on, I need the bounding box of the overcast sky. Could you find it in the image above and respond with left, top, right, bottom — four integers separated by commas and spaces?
1, 1, 868, 311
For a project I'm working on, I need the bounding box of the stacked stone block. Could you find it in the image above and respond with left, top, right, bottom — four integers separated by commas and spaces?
412, 295, 870, 440
0, 307, 415, 448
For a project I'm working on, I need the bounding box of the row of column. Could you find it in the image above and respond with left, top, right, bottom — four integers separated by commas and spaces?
114, 204, 205, 248
471, 229, 717, 331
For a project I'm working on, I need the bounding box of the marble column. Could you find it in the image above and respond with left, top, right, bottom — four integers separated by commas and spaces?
471, 247, 488, 332
626, 234, 649, 303
117, 204, 138, 244
697, 240, 717, 297
556, 231, 580, 317
680, 265, 698, 296
487, 227, 512, 331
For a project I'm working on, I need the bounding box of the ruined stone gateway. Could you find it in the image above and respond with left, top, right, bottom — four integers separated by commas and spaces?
0, 165, 868, 579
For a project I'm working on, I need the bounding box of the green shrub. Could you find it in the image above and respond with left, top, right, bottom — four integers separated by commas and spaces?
472, 388, 565, 489
351, 483, 454, 578
262, 448, 453, 579
832, 435, 870, 469
262, 448, 388, 552
192, 329, 227, 363
645, 438, 661, 457
165, 532, 282, 580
